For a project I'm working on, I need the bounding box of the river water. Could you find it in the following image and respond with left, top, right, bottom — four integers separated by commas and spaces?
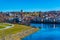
22, 23, 60, 40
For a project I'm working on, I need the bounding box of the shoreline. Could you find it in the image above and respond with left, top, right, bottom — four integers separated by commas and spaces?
21, 28, 39, 40
0, 26, 39, 40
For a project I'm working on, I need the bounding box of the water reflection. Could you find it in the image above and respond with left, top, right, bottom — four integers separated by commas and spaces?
22, 23, 60, 40
30, 23, 60, 28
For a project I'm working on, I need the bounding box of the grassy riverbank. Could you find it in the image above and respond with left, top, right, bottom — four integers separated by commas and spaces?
0, 23, 39, 40
22, 28, 39, 39
0, 23, 38, 38
0, 24, 30, 37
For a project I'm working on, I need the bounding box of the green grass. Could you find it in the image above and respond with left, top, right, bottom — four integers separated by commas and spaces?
0, 23, 11, 29
0, 24, 32, 38
0, 26, 5, 28
0, 23, 39, 40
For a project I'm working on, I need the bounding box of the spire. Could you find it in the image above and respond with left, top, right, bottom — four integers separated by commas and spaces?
21, 10, 23, 12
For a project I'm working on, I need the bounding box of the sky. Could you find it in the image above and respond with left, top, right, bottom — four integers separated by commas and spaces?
0, 0, 60, 12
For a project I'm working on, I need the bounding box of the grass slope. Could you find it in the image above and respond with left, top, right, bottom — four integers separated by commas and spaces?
0, 24, 32, 38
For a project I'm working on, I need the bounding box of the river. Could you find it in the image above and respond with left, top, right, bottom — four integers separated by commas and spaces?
22, 23, 60, 40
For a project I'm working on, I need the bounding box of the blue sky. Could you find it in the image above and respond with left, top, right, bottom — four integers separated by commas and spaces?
0, 0, 60, 12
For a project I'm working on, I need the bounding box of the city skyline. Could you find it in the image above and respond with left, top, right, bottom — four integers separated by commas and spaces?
0, 0, 60, 12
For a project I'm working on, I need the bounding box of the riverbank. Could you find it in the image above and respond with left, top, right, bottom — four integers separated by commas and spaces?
21, 28, 39, 40
0, 24, 39, 40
